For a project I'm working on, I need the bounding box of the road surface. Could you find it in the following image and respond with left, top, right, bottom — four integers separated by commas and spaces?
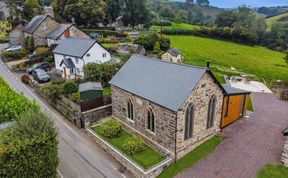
0, 53, 133, 178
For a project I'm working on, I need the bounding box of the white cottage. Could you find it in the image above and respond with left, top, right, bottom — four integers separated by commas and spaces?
53, 37, 111, 80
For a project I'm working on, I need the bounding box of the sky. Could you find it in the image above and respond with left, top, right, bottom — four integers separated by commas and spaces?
177, 0, 288, 8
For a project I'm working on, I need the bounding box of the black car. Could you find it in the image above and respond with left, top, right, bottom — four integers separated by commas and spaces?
27, 62, 51, 74
32, 69, 50, 83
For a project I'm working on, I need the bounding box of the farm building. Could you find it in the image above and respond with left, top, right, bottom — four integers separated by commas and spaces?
117, 43, 145, 55
221, 84, 251, 128
161, 48, 183, 63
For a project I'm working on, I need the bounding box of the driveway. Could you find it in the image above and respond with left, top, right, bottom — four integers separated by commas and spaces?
176, 93, 288, 178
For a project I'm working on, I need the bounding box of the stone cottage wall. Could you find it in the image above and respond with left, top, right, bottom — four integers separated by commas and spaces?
111, 86, 177, 152
176, 72, 224, 159
282, 137, 288, 167
9, 24, 24, 45
33, 16, 59, 46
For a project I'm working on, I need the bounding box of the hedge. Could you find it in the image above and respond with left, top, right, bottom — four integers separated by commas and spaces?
0, 111, 59, 178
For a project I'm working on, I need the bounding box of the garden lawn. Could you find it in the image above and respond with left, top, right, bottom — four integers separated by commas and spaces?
158, 135, 224, 178
168, 35, 288, 83
256, 164, 288, 178
150, 22, 200, 31
247, 95, 254, 111
92, 125, 165, 169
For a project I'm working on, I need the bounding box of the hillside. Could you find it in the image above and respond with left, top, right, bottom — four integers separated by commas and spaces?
266, 12, 288, 30
168, 35, 288, 83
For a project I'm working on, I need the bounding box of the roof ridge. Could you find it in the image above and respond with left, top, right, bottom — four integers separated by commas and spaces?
132, 54, 208, 70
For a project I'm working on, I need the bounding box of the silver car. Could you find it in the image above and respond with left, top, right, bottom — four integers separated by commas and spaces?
5, 45, 22, 51
32, 69, 50, 83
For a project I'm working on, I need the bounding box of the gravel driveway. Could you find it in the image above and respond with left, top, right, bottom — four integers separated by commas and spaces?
176, 93, 288, 178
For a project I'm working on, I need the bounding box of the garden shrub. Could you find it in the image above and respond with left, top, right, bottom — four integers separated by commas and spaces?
51, 78, 66, 85
99, 119, 121, 138
63, 81, 78, 96
21, 74, 31, 84
44, 55, 54, 63
35, 47, 49, 56
69, 92, 80, 104
123, 136, 145, 155
1, 49, 28, 61
42, 84, 62, 103
0, 110, 59, 178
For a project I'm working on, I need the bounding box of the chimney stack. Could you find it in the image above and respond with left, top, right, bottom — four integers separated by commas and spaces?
44, 6, 54, 18
207, 61, 210, 68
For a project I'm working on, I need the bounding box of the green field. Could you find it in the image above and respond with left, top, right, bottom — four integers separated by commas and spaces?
256, 164, 288, 178
150, 22, 200, 31
168, 35, 288, 83
266, 12, 288, 30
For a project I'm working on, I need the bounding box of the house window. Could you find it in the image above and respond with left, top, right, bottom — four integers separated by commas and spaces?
70, 68, 74, 73
184, 103, 195, 140
103, 53, 106, 58
225, 96, 230, 117
147, 108, 155, 132
207, 95, 217, 129
127, 99, 134, 120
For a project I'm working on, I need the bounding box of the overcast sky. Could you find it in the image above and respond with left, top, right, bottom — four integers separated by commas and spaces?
177, 0, 288, 8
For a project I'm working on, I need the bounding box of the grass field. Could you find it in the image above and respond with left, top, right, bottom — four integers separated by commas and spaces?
158, 136, 224, 178
167, 35, 288, 83
256, 164, 288, 178
150, 22, 200, 31
266, 12, 288, 30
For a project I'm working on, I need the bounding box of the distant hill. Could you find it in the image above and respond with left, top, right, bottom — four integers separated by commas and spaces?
266, 12, 288, 29
256, 6, 288, 17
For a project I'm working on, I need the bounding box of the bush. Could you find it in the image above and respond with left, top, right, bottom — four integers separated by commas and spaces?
1, 49, 28, 61
42, 84, 62, 103
21, 74, 31, 84
44, 55, 54, 63
36, 47, 49, 56
63, 81, 78, 96
99, 119, 121, 138
123, 136, 145, 155
159, 37, 171, 51
51, 78, 66, 85
134, 33, 160, 50
0, 110, 59, 178
69, 92, 80, 104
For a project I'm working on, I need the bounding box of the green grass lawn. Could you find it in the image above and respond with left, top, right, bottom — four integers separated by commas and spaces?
167, 35, 288, 83
103, 87, 111, 96
158, 135, 224, 178
247, 95, 254, 112
266, 12, 288, 30
92, 125, 165, 169
150, 22, 200, 31
256, 164, 288, 178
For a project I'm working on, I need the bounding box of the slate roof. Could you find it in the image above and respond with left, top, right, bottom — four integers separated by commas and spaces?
24, 15, 46, 34
110, 55, 209, 112
48, 24, 72, 40
53, 38, 97, 58
79, 82, 103, 92
118, 43, 145, 54
60, 58, 75, 68
222, 84, 251, 95
168, 48, 181, 57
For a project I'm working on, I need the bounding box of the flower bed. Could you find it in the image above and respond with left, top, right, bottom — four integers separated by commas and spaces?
92, 124, 165, 169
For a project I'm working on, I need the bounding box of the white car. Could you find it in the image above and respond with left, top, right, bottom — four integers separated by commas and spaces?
5, 45, 22, 52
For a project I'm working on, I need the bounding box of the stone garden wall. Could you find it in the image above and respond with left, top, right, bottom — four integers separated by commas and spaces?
282, 137, 288, 167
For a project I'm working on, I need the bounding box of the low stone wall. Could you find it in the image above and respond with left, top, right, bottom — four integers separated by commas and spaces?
86, 128, 173, 178
80, 105, 112, 128
282, 137, 288, 167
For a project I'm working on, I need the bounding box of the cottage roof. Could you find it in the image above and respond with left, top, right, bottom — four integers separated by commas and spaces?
48, 23, 72, 40
53, 38, 97, 58
60, 58, 75, 68
118, 43, 145, 54
79, 82, 103, 92
167, 48, 181, 57
110, 55, 210, 112
222, 84, 251, 95
24, 15, 46, 34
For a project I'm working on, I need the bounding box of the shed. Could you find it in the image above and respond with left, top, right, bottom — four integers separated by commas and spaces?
79, 82, 103, 101
221, 84, 251, 128
161, 48, 183, 63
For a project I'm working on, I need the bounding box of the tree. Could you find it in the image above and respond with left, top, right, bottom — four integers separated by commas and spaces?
63, 81, 78, 96
4, 0, 24, 25
122, 0, 150, 28
196, 0, 209, 6
153, 41, 161, 54
215, 11, 237, 28
104, 0, 122, 25
23, 0, 42, 20
159, 6, 175, 19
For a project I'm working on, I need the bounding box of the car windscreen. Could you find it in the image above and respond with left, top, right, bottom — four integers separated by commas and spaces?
37, 70, 47, 76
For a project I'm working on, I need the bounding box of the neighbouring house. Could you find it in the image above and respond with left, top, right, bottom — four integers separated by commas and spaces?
79, 82, 104, 112
23, 15, 59, 47
8, 21, 28, 45
221, 84, 251, 128
161, 48, 183, 63
98, 16, 124, 29
47, 24, 91, 47
53, 37, 111, 80
117, 43, 145, 55
110, 55, 225, 159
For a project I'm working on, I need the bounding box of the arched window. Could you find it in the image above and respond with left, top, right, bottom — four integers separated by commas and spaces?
207, 95, 217, 129
127, 99, 134, 120
184, 103, 195, 140
147, 108, 155, 132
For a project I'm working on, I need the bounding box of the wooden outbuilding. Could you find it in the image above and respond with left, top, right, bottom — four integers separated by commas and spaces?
221, 84, 251, 128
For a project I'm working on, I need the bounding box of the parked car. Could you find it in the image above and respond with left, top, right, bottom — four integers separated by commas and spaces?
5, 45, 22, 52
32, 69, 50, 83
27, 62, 51, 74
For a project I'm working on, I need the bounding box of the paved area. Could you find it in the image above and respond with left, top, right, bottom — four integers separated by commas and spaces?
176, 93, 288, 178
